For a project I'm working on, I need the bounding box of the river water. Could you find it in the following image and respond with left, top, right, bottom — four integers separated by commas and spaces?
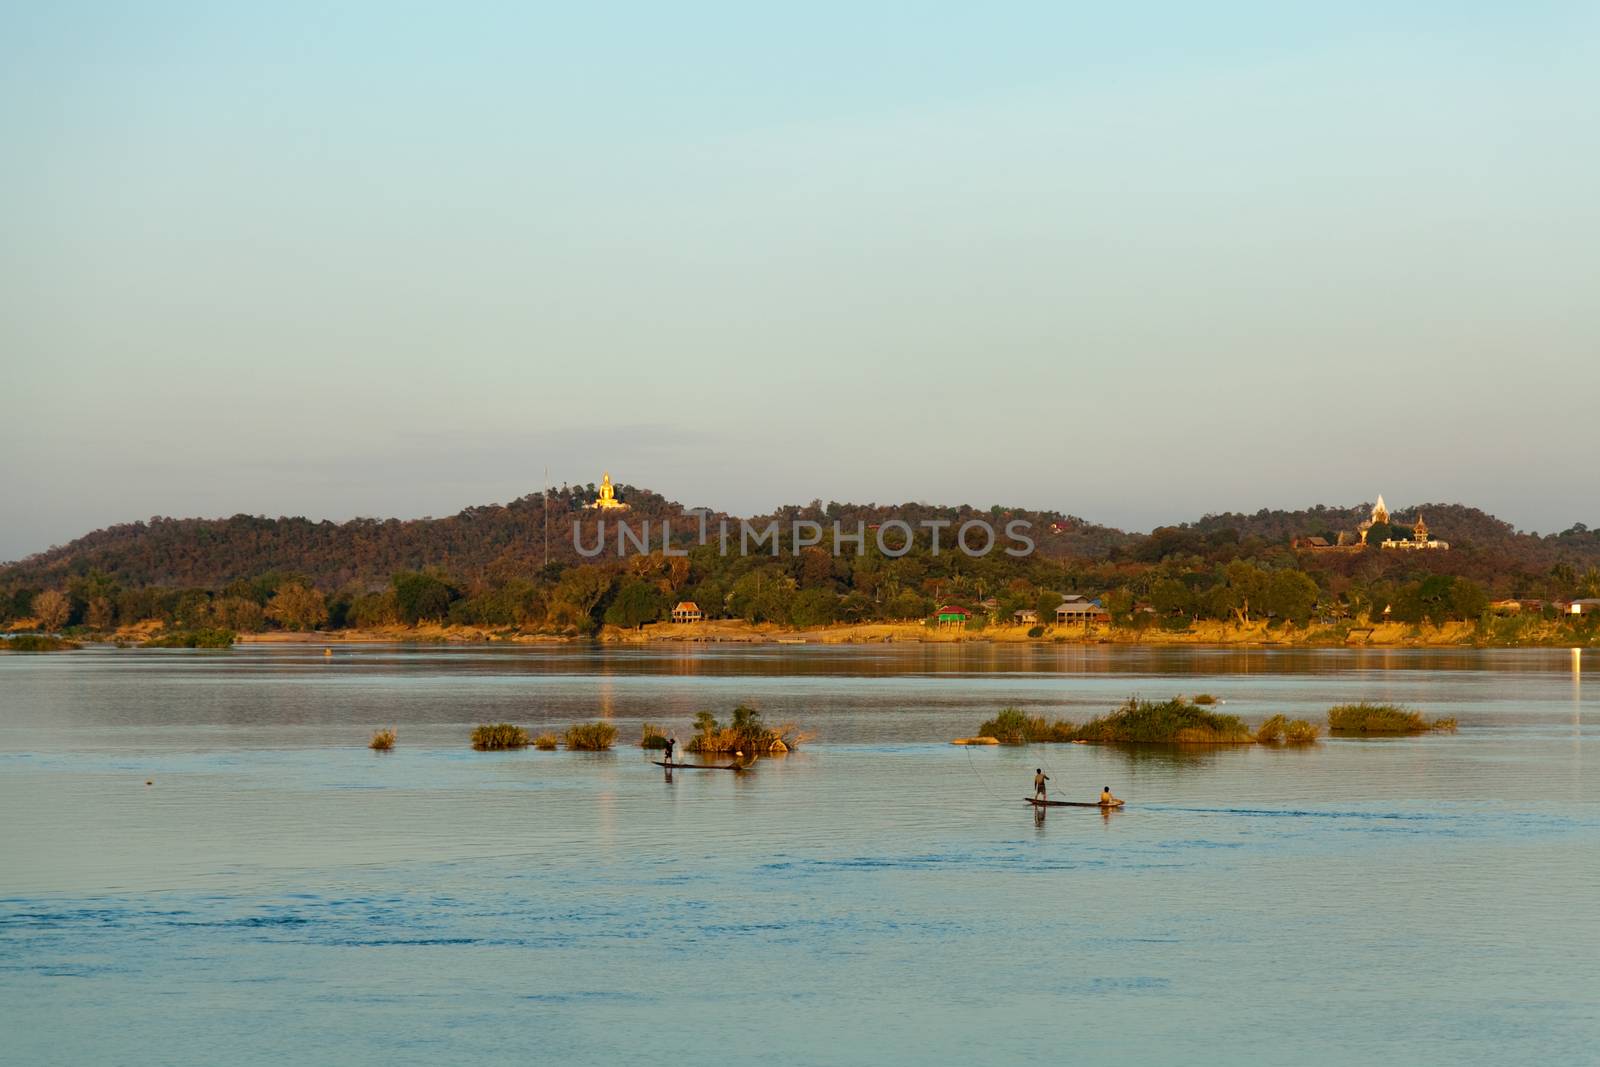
1, 644, 1595, 1065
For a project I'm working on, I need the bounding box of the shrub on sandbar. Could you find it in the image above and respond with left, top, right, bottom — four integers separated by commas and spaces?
686, 705, 808, 754
976, 707, 1075, 744
1328, 703, 1455, 735
1073, 697, 1252, 744
565, 721, 618, 751
472, 723, 530, 750
2, 635, 79, 652
1283, 719, 1321, 743
1256, 714, 1320, 744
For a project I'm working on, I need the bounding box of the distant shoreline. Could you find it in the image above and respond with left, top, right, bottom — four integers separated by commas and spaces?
222, 618, 1597, 649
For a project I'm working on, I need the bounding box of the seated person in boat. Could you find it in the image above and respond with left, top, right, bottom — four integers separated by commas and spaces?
1034, 769, 1049, 800
1100, 785, 1121, 805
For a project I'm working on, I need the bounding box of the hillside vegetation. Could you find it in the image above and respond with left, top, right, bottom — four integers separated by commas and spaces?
3, 487, 1598, 642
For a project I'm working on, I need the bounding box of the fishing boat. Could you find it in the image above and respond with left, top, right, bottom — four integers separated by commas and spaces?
1024, 797, 1124, 809
653, 760, 746, 772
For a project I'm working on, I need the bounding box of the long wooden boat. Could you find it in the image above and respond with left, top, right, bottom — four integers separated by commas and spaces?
1025, 797, 1124, 809
653, 760, 746, 772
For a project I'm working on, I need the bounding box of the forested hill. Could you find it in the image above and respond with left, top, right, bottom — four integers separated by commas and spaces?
4, 488, 1597, 599
0, 484, 1130, 591
1174, 502, 1600, 569
1185, 503, 1510, 546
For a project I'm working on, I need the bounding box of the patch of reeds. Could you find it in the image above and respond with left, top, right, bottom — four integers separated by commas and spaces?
1191, 693, 1219, 705
978, 698, 1278, 745
686, 705, 808, 754
1284, 719, 1321, 743
533, 733, 559, 750
1327, 703, 1456, 735
471, 722, 530, 750
639, 723, 669, 749
2, 634, 80, 652
565, 721, 618, 751
142, 628, 236, 648
1257, 714, 1320, 744
1072, 697, 1253, 744
369, 728, 396, 751
1255, 714, 1286, 743
976, 707, 1076, 744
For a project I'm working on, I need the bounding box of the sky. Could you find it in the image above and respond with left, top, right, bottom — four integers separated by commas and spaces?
3, 1, 1598, 560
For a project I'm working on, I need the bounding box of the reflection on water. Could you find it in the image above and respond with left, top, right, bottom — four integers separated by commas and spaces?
1, 645, 1596, 1066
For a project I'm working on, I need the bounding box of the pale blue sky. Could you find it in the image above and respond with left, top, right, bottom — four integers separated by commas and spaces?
3, 2, 1598, 559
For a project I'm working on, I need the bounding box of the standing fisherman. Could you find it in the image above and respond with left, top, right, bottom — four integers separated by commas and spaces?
664, 736, 677, 764
1033, 768, 1050, 802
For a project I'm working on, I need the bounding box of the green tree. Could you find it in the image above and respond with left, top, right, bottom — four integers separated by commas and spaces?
551, 565, 614, 631
1389, 581, 1425, 624
1264, 570, 1319, 626
266, 583, 329, 631
1151, 579, 1195, 618
884, 589, 930, 620
604, 580, 665, 630
173, 591, 212, 630
348, 591, 398, 628
212, 596, 266, 632
688, 579, 725, 620
1102, 587, 1135, 624
789, 588, 839, 628
391, 571, 455, 625
1416, 574, 1457, 625
1221, 561, 1269, 623
727, 568, 796, 624
1449, 577, 1489, 621
1035, 591, 1063, 626
497, 579, 546, 627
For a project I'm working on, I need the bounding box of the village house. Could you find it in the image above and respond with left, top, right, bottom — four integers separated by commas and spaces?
670, 600, 702, 623
1056, 598, 1110, 626
1012, 608, 1039, 626
935, 604, 972, 626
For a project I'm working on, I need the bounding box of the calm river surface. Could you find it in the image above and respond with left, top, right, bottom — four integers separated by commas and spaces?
2, 644, 1596, 1065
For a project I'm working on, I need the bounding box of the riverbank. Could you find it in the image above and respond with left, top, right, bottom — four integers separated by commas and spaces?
209, 616, 1600, 648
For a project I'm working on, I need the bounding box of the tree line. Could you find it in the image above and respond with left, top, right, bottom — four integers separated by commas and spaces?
7, 537, 1598, 636
4, 491, 1599, 635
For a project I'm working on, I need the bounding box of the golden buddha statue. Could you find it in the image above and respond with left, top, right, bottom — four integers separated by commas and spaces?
589, 472, 629, 510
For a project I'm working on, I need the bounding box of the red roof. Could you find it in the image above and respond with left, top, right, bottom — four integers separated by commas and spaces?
673, 601, 700, 612
936, 604, 971, 615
